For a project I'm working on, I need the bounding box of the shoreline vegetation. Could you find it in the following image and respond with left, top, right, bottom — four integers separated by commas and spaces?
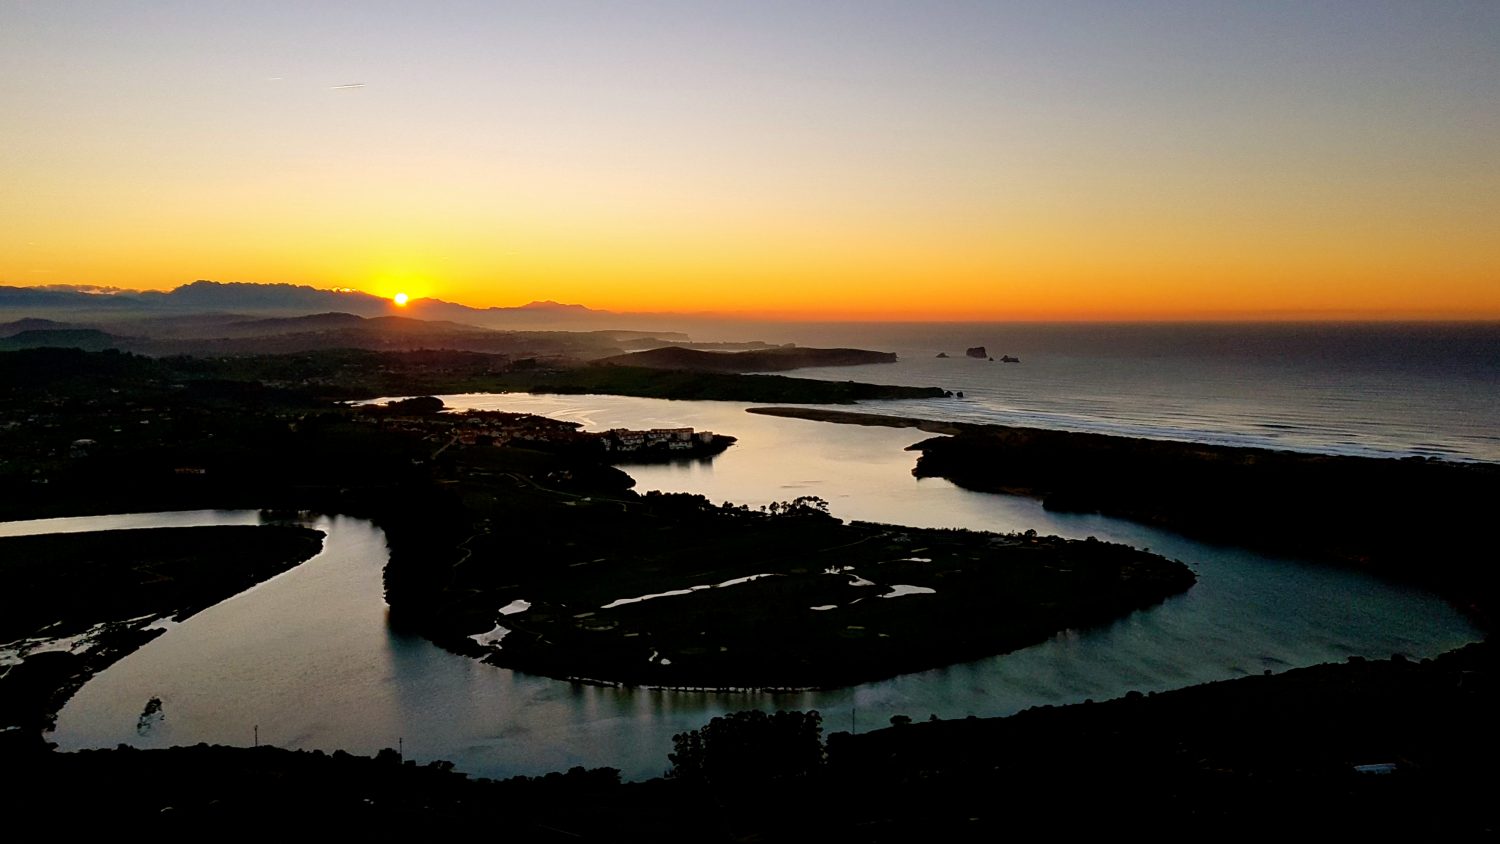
749, 406, 1500, 626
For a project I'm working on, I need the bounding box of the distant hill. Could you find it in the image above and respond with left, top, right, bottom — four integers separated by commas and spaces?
210, 312, 369, 336
135, 314, 643, 358
0, 318, 76, 336
593, 346, 898, 372
209, 312, 501, 338
0, 329, 126, 352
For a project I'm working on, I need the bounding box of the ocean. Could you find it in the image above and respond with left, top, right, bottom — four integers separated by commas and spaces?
682, 321, 1500, 463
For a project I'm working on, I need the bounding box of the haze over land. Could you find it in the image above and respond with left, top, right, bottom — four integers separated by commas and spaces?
3, 2, 1499, 321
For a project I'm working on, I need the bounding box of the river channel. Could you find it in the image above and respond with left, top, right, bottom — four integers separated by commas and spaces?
13, 394, 1482, 781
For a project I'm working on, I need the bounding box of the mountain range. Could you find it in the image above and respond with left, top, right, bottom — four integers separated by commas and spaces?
0, 281, 631, 331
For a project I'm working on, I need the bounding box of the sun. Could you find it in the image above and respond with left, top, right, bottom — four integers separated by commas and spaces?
392, 292, 409, 307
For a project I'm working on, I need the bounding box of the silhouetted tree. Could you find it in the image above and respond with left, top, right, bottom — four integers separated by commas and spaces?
763, 496, 833, 519
667, 710, 823, 785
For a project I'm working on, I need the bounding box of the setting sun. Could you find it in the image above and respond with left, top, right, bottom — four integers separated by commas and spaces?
393, 292, 409, 307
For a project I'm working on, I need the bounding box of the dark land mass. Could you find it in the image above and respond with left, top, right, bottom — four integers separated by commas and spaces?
92, 313, 678, 347
3, 743, 661, 836
492, 364, 943, 403
133, 321, 669, 359
593, 344, 898, 372
0, 526, 325, 643
0, 525, 324, 738
0, 311, 677, 359
0, 327, 127, 352
819, 642, 1498, 838
748, 406, 1500, 626
354, 400, 1189, 688
0, 317, 72, 333
0, 346, 942, 406
430, 494, 1194, 689
371, 401, 737, 465
616, 338, 781, 352
5, 644, 1493, 837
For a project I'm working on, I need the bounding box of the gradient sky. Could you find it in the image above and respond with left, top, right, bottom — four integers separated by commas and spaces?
3, 1, 1497, 320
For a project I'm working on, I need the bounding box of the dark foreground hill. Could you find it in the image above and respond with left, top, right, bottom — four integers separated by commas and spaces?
6, 643, 1492, 838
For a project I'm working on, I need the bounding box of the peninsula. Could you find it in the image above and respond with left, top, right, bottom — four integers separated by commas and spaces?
591, 345, 898, 372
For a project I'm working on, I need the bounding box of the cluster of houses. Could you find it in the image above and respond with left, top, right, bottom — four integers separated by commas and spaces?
373, 413, 579, 448
367, 410, 718, 456
601, 427, 717, 453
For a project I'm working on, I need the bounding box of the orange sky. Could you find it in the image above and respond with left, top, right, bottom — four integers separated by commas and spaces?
3, 3, 1497, 321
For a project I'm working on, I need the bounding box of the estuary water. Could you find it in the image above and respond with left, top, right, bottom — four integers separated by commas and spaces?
27, 391, 1483, 781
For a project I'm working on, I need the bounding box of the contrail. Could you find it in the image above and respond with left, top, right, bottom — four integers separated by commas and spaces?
330, 83, 366, 90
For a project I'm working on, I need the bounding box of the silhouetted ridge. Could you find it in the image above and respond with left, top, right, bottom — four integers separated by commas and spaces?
594, 346, 897, 372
